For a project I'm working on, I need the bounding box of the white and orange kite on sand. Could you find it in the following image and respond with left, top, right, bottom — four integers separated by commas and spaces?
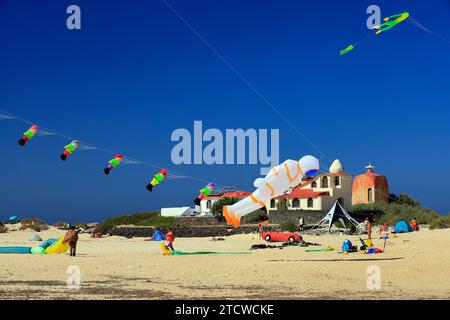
223, 155, 320, 228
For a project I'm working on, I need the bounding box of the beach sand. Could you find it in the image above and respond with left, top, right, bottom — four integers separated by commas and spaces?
1, 227, 449, 299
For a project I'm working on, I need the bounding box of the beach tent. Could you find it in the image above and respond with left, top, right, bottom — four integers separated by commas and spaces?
393, 220, 414, 233
314, 201, 361, 231
8, 216, 17, 222
152, 230, 166, 241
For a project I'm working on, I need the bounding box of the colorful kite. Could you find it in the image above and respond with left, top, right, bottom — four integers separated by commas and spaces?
373, 12, 410, 35
223, 155, 319, 228
60, 140, 79, 161
340, 11, 409, 56
103, 154, 123, 175
18, 125, 38, 146
146, 169, 168, 192
194, 182, 214, 205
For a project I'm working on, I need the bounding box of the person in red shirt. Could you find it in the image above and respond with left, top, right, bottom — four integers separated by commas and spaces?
165, 227, 175, 251
410, 218, 419, 231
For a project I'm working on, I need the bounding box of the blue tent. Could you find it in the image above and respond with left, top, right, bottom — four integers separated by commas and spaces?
394, 220, 414, 233
152, 230, 166, 241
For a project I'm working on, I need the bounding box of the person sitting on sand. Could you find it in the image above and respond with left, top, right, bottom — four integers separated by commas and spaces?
165, 227, 175, 251
378, 222, 389, 236
63, 226, 79, 257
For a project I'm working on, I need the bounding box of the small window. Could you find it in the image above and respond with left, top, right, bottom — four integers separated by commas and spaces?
292, 198, 300, 208
335, 176, 340, 186
368, 188, 373, 203
307, 198, 314, 208
311, 181, 317, 188
321, 176, 329, 188
270, 199, 277, 208
206, 200, 212, 209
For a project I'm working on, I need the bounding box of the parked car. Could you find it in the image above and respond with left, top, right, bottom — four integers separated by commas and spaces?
262, 231, 302, 243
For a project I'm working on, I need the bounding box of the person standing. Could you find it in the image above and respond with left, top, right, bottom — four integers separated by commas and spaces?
299, 216, 305, 231
410, 218, 419, 231
63, 226, 79, 257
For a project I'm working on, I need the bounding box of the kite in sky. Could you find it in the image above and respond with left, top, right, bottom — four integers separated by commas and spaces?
146, 169, 168, 192
103, 154, 123, 175
194, 182, 214, 206
340, 11, 409, 56
18, 125, 38, 146
223, 155, 319, 228
60, 140, 79, 161
373, 12, 410, 35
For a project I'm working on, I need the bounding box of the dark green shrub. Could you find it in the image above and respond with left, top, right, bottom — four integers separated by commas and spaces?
280, 222, 298, 232
99, 212, 175, 234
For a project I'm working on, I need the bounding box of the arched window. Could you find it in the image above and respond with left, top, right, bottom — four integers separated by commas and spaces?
321, 176, 329, 188
292, 198, 300, 208
335, 176, 340, 186
206, 200, 212, 209
368, 188, 373, 203
311, 181, 317, 188
270, 199, 277, 209
307, 198, 314, 208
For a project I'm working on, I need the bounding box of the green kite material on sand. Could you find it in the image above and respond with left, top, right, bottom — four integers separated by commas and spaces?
305, 246, 334, 253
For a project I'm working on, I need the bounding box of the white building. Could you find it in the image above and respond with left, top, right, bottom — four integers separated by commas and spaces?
265, 159, 353, 213
161, 207, 194, 217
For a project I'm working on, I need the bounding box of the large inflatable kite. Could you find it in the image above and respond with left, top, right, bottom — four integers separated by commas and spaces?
194, 182, 214, 205
340, 11, 409, 56
60, 140, 79, 161
223, 155, 319, 228
146, 169, 168, 192
103, 154, 123, 175
18, 125, 38, 146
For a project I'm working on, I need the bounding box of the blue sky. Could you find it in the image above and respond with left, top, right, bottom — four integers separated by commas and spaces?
0, 0, 449, 222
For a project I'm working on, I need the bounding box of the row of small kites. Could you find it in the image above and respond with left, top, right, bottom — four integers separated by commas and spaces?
13, 123, 216, 204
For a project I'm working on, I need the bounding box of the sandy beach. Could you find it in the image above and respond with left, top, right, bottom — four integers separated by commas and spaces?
1, 227, 450, 300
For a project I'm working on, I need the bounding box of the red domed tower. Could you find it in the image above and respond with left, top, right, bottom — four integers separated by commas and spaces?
352, 164, 389, 204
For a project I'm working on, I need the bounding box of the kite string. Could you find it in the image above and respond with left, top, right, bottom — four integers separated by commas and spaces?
160, 0, 333, 167
407, 17, 450, 45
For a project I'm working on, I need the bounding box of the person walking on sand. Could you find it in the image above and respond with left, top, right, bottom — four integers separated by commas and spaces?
165, 227, 175, 251
63, 225, 79, 257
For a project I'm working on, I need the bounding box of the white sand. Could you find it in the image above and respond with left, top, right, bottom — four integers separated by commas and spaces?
1, 227, 449, 299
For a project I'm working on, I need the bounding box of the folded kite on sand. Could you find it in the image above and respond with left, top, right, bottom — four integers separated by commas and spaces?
160, 242, 250, 256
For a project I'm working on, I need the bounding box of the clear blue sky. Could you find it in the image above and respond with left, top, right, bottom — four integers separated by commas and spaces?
1, 0, 449, 223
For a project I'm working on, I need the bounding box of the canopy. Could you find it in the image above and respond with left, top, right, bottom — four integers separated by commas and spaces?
314, 201, 361, 231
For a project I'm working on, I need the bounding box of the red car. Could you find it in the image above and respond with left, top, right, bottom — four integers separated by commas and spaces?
262, 231, 302, 243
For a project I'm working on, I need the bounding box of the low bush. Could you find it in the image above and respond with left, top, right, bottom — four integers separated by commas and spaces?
99, 212, 175, 234
280, 222, 298, 232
